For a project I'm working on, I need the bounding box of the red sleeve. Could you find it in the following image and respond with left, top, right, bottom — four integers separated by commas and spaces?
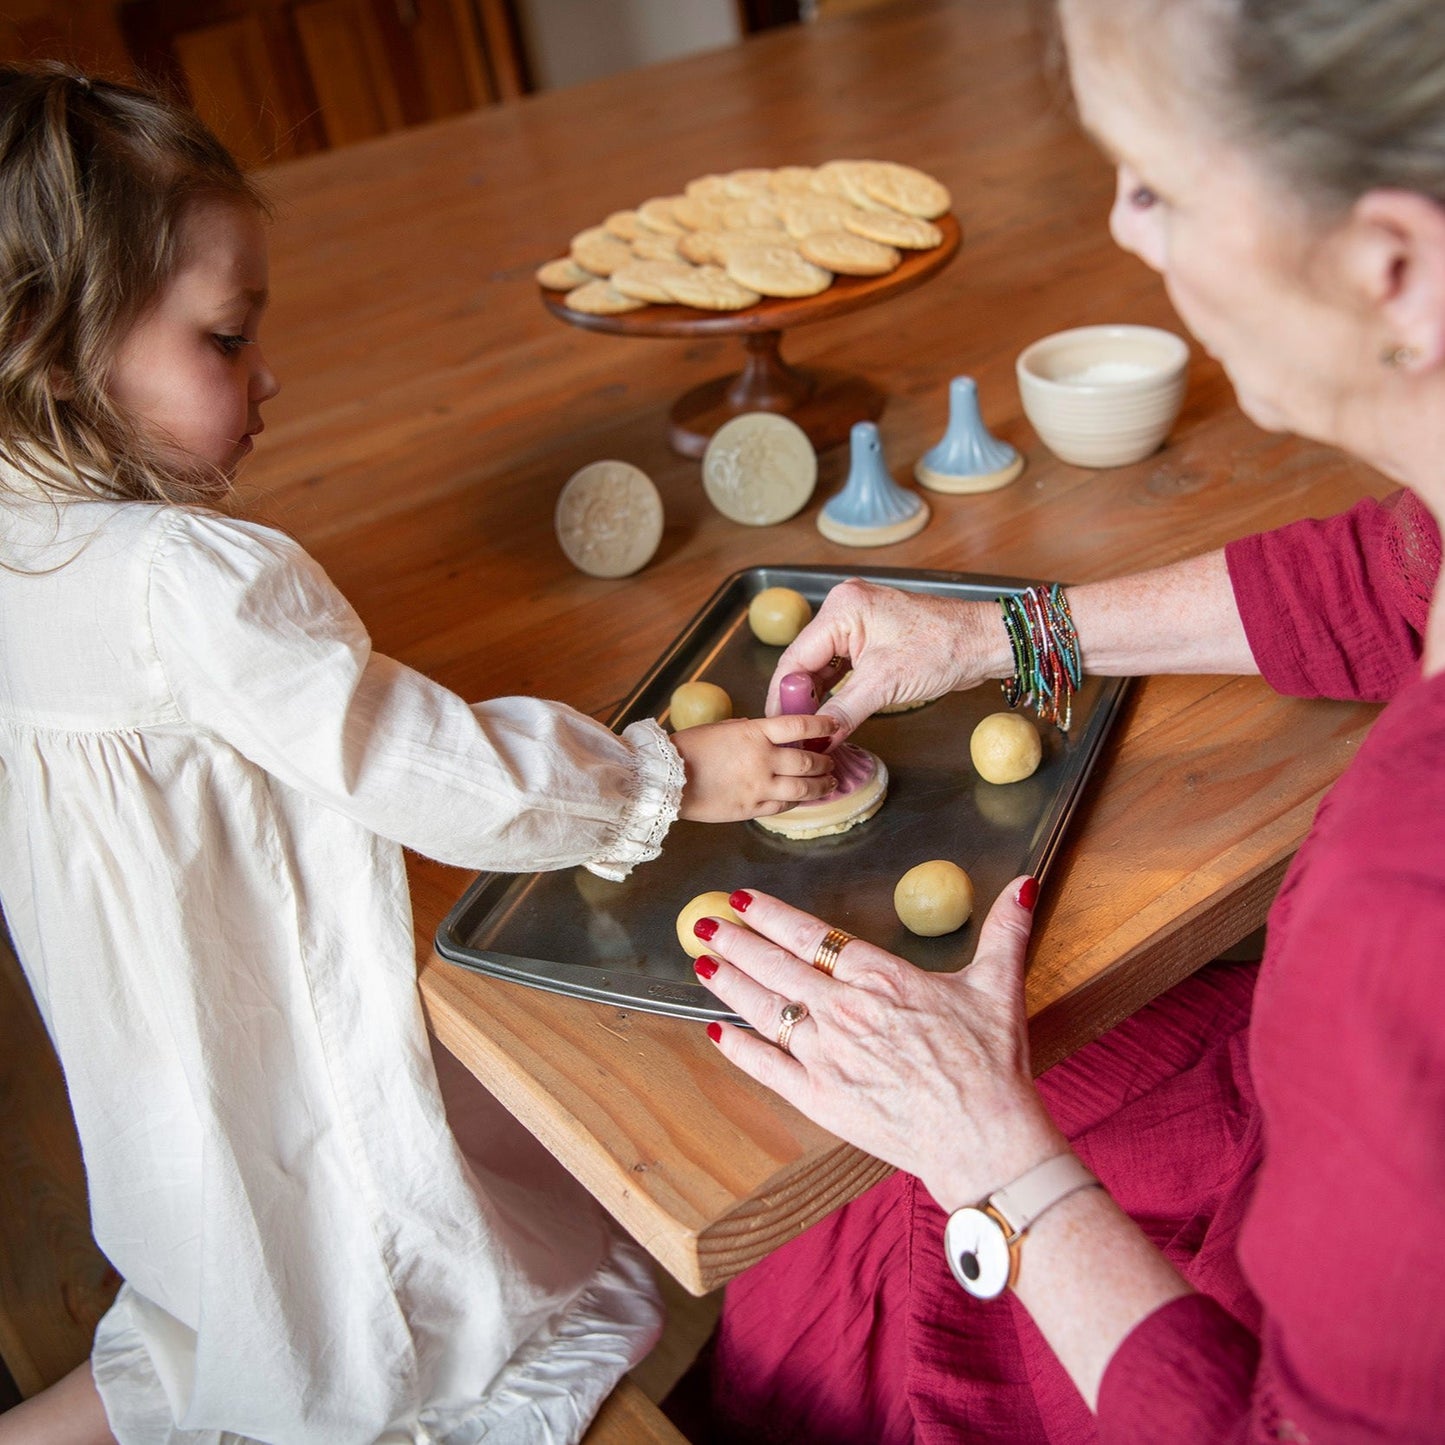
1224, 491, 1437, 701
1097, 1294, 1256, 1444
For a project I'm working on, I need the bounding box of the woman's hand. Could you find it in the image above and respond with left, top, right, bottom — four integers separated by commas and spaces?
693, 879, 1065, 1212
765, 581, 1011, 740
674, 714, 838, 822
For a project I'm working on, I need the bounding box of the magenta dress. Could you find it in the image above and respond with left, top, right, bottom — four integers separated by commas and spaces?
704, 491, 1445, 1443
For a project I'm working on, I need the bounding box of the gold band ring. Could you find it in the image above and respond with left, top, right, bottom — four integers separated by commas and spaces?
812, 927, 856, 977
775, 1000, 808, 1054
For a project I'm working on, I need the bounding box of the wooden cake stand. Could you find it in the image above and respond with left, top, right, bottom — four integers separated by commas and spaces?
541, 214, 961, 457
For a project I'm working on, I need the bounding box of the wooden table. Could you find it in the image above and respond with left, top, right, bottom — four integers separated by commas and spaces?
249, 0, 1386, 1296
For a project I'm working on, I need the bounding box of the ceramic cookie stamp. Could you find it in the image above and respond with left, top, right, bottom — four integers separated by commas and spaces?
554, 460, 664, 578
817, 421, 930, 547
916, 375, 1025, 493
702, 413, 818, 526
754, 671, 889, 839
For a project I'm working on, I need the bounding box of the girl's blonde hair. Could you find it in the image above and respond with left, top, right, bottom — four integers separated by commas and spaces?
0, 63, 269, 506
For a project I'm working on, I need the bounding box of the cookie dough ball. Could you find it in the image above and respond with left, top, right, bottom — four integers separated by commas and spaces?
670, 681, 733, 730
894, 860, 974, 937
676, 890, 746, 959
970, 712, 1043, 784
748, 587, 812, 646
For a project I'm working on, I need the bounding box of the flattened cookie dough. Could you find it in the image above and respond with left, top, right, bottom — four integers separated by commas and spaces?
755, 747, 888, 840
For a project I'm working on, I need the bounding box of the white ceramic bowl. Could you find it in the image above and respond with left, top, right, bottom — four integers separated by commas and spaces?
1016, 324, 1189, 468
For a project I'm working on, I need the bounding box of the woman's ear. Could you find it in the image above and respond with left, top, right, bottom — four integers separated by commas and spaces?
1347, 190, 1445, 368
48, 365, 74, 401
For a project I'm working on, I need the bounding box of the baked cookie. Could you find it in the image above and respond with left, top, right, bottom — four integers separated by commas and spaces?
631, 231, 685, 263
768, 165, 818, 195
725, 241, 832, 298
678, 230, 723, 265
637, 196, 687, 235
663, 264, 762, 311
781, 195, 865, 240
798, 229, 900, 276
563, 279, 649, 314
720, 167, 775, 197
603, 209, 643, 241
535, 256, 595, 290
611, 260, 699, 304
855, 159, 951, 219
844, 208, 943, 250
569, 226, 635, 276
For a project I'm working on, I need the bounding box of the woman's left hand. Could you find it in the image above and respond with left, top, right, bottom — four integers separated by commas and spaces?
694, 880, 1067, 1213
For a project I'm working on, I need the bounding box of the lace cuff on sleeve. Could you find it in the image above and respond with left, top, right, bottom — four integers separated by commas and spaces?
586, 719, 685, 880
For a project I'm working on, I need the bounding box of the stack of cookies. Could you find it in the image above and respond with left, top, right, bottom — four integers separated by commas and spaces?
535, 160, 951, 316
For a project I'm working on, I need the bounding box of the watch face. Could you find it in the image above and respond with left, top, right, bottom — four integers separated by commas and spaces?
943, 1207, 1013, 1299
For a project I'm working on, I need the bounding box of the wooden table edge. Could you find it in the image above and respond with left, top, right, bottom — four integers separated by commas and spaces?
417, 782, 1323, 1295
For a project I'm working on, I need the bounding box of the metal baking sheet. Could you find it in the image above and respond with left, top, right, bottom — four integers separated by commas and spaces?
435, 565, 1129, 1022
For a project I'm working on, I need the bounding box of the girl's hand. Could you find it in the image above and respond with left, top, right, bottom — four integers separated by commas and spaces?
765, 581, 1010, 741
674, 714, 839, 823
693, 880, 1066, 1212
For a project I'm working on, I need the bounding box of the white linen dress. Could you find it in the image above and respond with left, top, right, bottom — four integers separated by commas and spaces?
0, 476, 681, 1444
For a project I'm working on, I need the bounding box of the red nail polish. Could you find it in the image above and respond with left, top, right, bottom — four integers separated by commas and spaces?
694, 955, 719, 980
729, 889, 753, 913
1016, 876, 1040, 911
693, 916, 719, 942
706, 1021, 722, 1043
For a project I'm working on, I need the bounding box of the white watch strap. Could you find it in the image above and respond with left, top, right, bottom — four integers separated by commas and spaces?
988, 1154, 1099, 1240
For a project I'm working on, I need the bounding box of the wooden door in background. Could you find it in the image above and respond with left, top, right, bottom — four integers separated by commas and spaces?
118, 0, 530, 166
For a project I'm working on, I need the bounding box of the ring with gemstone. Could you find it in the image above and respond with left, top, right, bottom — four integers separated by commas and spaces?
775, 1000, 809, 1054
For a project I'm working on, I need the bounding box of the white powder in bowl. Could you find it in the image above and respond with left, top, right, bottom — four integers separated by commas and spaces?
1062, 361, 1159, 384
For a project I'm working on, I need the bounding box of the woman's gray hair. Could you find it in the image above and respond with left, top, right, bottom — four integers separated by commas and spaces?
1213, 0, 1445, 207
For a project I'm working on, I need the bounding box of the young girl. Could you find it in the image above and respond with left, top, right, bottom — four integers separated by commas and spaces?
0, 65, 837, 1445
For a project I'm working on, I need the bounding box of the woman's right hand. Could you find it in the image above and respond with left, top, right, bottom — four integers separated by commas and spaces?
765, 580, 1011, 740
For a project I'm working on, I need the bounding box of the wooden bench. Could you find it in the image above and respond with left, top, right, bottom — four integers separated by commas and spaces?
0, 932, 686, 1444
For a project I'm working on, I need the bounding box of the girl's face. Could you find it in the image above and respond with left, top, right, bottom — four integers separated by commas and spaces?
1058, 1, 1378, 449
106, 198, 279, 480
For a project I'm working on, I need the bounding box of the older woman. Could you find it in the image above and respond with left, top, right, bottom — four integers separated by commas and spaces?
684, 1, 1445, 1441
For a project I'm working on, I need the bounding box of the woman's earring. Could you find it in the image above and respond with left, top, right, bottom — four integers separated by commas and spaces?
1381, 344, 1420, 369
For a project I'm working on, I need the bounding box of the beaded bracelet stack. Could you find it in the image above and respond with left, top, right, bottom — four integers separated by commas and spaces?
998, 583, 1082, 730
